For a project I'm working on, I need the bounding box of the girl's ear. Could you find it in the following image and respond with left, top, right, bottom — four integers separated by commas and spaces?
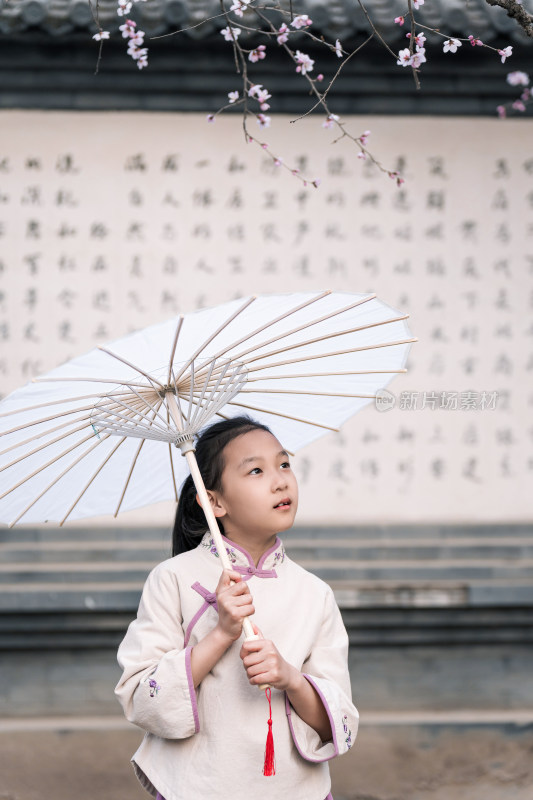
196, 491, 227, 519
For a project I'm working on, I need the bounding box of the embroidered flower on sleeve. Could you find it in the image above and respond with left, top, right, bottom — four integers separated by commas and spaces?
149, 678, 161, 697
342, 714, 352, 748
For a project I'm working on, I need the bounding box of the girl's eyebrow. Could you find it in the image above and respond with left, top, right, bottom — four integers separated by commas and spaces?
238, 450, 289, 468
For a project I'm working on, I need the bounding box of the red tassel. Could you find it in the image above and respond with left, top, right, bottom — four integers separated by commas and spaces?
263, 687, 275, 776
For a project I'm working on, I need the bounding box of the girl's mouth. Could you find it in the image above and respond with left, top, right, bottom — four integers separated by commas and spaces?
274, 498, 291, 509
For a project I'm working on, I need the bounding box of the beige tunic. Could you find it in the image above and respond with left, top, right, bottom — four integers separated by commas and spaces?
115, 533, 359, 800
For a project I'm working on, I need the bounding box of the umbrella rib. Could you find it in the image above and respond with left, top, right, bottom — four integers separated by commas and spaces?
8, 434, 112, 527
1, 394, 149, 437
240, 315, 411, 369
245, 369, 407, 381
169, 442, 179, 503
173, 295, 257, 385
93, 398, 170, 435
192, 290, 332, 381
59, 436, 128, 526
0, 419, 96, 474
0, 392, 139, 420
185, 360, 195, 425
226, 294, 378, 365
32, 376, 154, 389
114, 399, 163, 517
167, 315, 184, 386
0, 414, 96, 459
0, 401, 147, 500
0, 430, 100, 501
98, 346, 165, 390
227, 401, 340, 431
238, 389, 378, 398
190, 359, 218, 427
127, 386, 173, 430
244, 338, 418, 374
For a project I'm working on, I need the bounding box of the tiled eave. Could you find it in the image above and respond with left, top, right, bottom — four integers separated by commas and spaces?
1, 0, 532, 43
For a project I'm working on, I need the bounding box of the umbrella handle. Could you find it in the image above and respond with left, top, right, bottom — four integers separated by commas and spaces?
178, 441, 270, 690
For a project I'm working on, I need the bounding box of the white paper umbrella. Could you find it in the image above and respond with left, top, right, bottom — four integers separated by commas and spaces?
0, 289, 416, 642
0, 291, 416, 532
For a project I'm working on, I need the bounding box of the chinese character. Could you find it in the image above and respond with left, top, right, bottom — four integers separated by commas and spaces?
56, 154, 79, 174
125, 153, 147, 171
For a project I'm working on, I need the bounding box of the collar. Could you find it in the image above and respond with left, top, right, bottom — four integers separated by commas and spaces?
199, 532, 285, 579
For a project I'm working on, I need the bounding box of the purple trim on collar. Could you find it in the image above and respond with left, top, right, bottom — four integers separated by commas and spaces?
285, 676, 338, 763
257, 537, 282, 569
185, 645, 200, 734
221, 533, 283, 575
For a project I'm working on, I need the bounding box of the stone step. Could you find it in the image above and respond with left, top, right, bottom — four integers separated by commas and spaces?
2, 537, 533, 563
2, 559, 533, 584
2, 577, 532, 611
2, 523, 533, 545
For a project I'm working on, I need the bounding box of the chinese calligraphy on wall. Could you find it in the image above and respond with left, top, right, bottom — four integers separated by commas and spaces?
0, 112, 531, 523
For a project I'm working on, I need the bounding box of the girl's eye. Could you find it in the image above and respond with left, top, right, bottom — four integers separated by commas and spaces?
249, 467, 262, 475
280, 461, 291, 469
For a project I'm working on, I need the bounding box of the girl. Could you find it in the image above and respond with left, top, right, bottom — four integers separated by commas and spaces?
115, 416, 358, 800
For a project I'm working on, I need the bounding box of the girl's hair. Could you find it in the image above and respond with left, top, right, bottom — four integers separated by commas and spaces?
172, 415, 272, 556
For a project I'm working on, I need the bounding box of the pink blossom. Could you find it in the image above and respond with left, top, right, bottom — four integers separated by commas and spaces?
498, 46, 513, 63
249, 45, 266, 63
119, 20, 136, 38
415, 32, 426, 48
256, 88, 271, 109
496, 105, 506, 119
357, 151, 366, 160
413, 0, 424, 8
127, 32, 144, 48
274, 158, 283, 167
468, 35, 483, 46
397, 48, 413, 67
117, 0, 132, 17
295, 50, 314, 75
394, 16, 405, 26
512, 100, 526, 112
507, 71, 529, 87
360, 130, 370, 145
248, 84, 263, 98
257, 114, 271, 128
443, 39, 462, 54
317, 74, 324, 82
335, 39, 343, 58
206, 114, 215, 123
220, 26, 241, 42
322, 113, 340, 129
261, 143, 268, 149
230, 0, 250, 17
277, 24, 289, 45
411, 46, 426, 68
93, 31, 110, 41
521, 88, 531, 101
228, 91, 239, 104
136, 52, 148, 69
291, 15, 312, 29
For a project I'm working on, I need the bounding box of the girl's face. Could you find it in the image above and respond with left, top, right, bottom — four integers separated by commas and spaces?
208, 429, 298, 546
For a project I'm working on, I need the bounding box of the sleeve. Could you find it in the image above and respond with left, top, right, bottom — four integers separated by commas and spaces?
285, 585, 359, 762
114, 562, 200, 739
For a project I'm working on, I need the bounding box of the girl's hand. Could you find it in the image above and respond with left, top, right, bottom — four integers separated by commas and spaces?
239, 626, 302, 692
215, 569, 255, 643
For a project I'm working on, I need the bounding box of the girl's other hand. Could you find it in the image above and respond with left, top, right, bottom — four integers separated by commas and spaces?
215, 569, 255, 643
239, 625, 301, 692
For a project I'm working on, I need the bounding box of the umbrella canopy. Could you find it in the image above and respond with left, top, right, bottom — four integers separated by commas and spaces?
0, 291, 416, 528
